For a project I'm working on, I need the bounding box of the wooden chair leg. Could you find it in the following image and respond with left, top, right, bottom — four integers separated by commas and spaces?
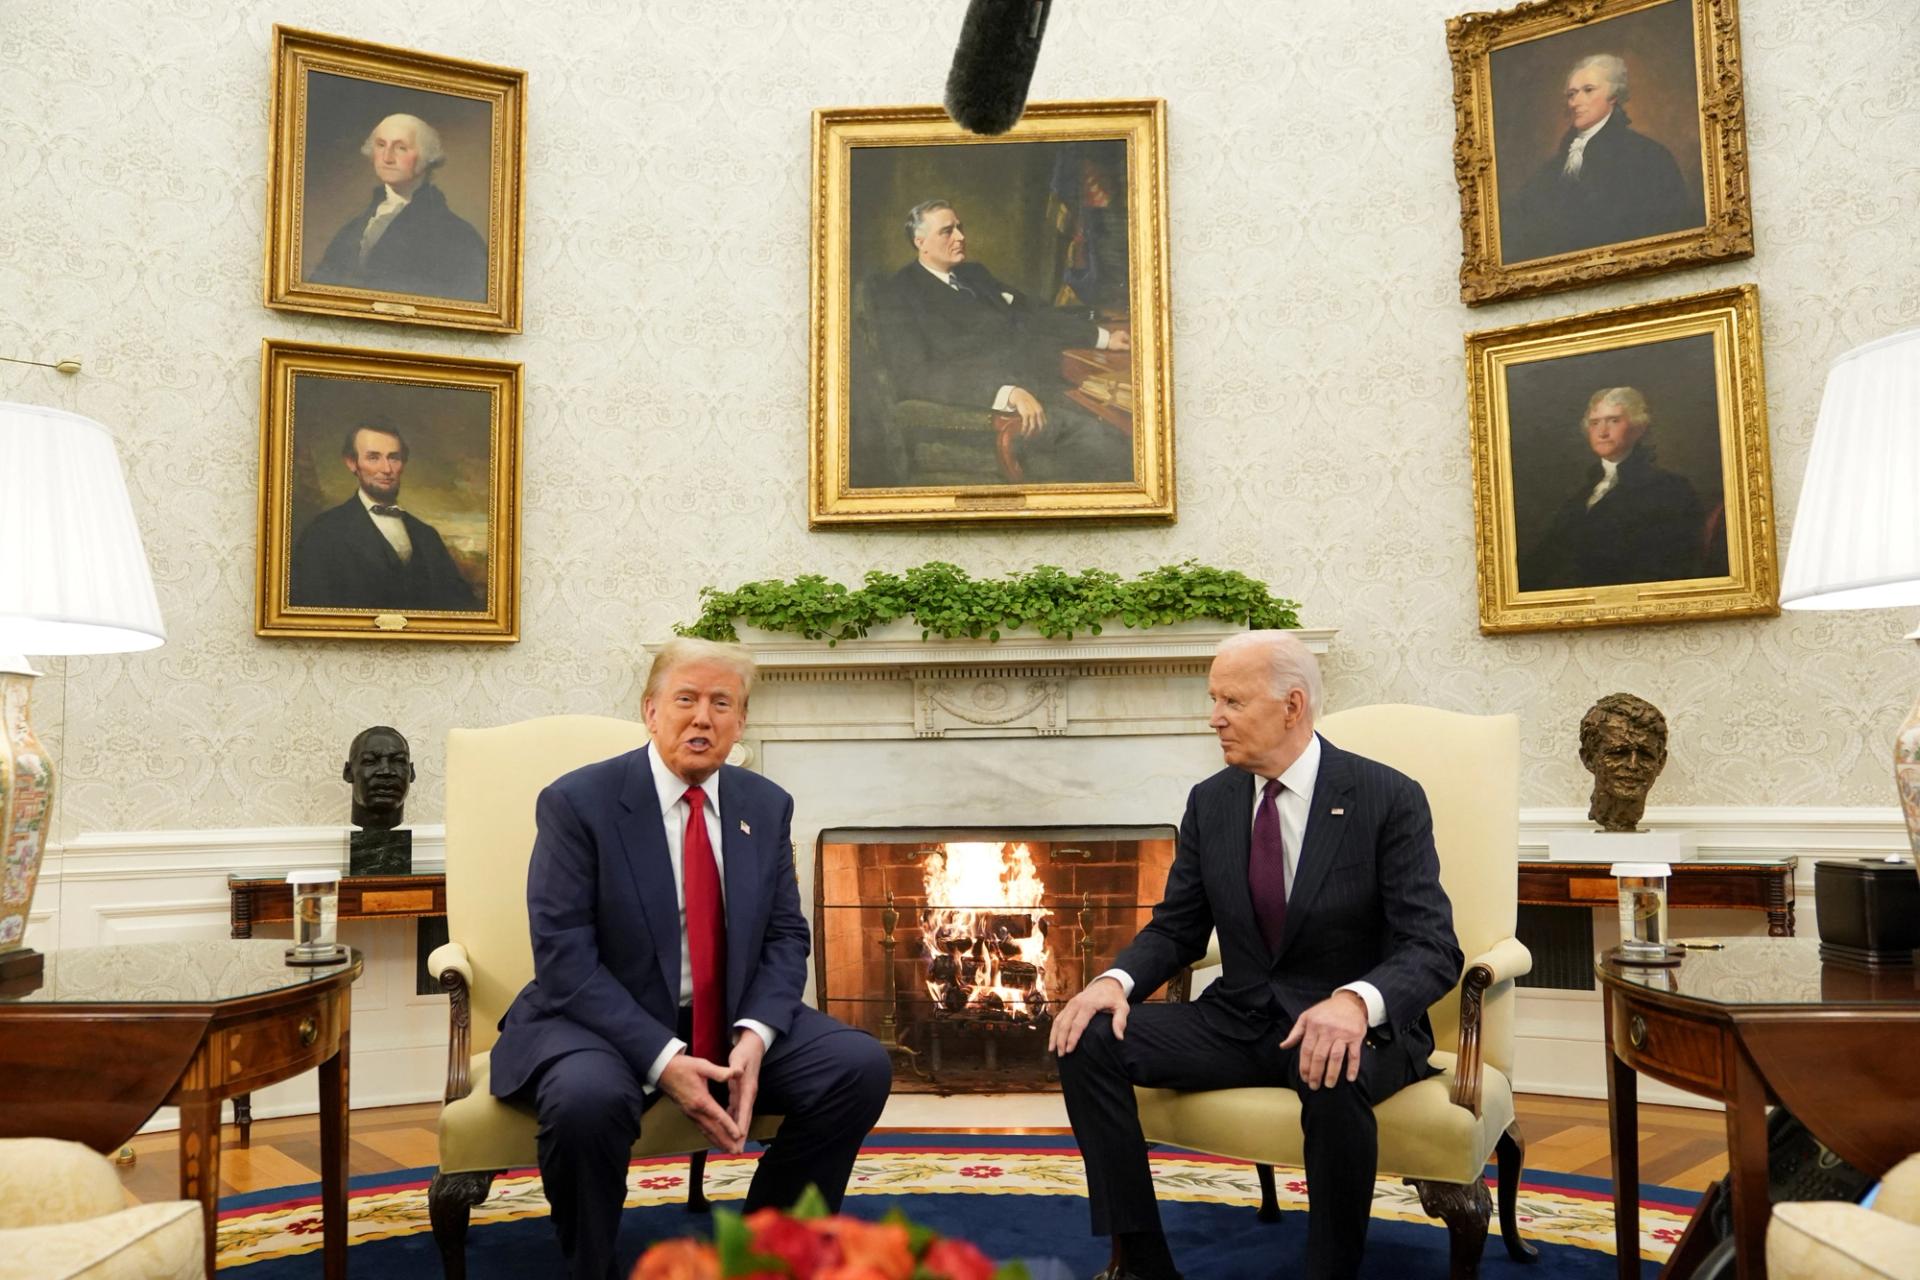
428, 1169, 499, 1280
1255, 1162, 1283, 1222
686, 1150, 710, 1214
1496, 1121, 1540, 1263
1406, 1176, 1491, 1280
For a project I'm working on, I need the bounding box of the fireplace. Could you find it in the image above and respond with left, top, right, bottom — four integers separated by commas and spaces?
816, 825, 1176, 1093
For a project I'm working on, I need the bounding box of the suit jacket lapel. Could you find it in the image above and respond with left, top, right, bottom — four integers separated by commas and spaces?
1215, 769, 1258, 943
1278, 739, 1354, 959
616, 746, 685, 1005
717, 769, 759, 1016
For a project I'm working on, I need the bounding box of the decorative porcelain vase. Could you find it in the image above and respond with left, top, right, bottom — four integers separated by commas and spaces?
0, 661, 53, 956
1895, 688, 1920, 861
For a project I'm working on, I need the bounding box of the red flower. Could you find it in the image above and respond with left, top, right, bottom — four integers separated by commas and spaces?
957, 1165, 1003, 1179
745, 1208, 843, 1276
285, 1217, 324, 1236
816, 1218, 913, 1278
631, 1239, 720, 1280
637, 1175, 686, 1190
920, 1237, 996, 1280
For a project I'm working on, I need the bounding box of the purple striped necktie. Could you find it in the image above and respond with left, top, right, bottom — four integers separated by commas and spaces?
1249, 776, 1288, 952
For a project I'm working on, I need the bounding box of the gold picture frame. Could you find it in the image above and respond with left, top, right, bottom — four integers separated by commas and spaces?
256, 339, 522, 642
809, 100, 1174, 526
264, 26, 525, 333
1466, 283, 1776, 633
1447, 0, 1753, 306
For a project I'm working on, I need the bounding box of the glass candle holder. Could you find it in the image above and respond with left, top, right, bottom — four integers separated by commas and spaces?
1610, 861, 1683, 964
285, 869, 345, 965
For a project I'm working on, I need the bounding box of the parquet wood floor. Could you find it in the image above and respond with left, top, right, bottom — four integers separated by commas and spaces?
113, 1093, 1727, 1204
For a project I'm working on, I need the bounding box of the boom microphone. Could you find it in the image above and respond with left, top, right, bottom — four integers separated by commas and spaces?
944, 0, 1054, 136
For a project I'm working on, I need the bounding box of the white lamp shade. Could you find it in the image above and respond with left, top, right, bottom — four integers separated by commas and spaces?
0, 401, 165, 654
1781, 328, 1920, 611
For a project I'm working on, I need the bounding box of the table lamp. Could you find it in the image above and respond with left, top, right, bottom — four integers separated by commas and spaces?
0, 400, 165, 981
1780, 327, 1920, 961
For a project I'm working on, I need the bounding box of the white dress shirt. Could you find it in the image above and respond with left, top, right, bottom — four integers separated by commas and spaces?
916, 261, 1112, 412
1102, 734, 1388, 1028
1562, 111, 1614, 178
1585, 456, 1622, 509
359, 184, 412, 261
643, 744, 777, 1089
357, 488, 413, 563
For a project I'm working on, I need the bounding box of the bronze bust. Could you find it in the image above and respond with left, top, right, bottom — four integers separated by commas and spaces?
344, 725, 414, 829
1577, 693, 1668, 832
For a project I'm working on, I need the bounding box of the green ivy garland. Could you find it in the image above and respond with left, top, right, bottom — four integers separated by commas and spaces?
675, 560, 1301, 643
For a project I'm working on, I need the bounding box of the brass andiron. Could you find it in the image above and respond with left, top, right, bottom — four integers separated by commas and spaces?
878, 889, 925, 1078
1078, 891, 1095, 991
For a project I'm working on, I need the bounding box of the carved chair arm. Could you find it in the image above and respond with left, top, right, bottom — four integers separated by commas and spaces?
1448, 936, 1532, 1118
430, 941, 476, 1103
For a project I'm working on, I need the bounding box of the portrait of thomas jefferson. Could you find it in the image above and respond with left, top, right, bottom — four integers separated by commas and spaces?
1518, 386, 1725, 592
307, 111, 489, 302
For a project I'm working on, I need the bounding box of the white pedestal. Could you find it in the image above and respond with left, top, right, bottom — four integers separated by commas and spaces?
1544, 828, 1697, 863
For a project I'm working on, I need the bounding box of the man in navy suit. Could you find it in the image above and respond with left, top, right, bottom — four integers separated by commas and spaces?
1051, 631, 1463, 1280
490, 639, 892, 1279
288, 424, 479, 612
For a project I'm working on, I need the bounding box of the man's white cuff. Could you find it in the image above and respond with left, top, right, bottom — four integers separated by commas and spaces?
645, 1038, 687, 1091
735, 1019, 776, 1054
1338, 981, 1387, 1028
1094, 968, 1135, 999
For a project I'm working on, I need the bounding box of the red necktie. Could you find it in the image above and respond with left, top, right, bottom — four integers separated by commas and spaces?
1248, 777, 1288, 953
682, 787, 728, 1064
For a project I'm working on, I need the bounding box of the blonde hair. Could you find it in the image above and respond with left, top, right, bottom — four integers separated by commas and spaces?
642, 638, 757, 706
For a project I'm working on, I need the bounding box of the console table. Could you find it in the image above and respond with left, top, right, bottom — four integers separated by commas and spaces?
1601, 937, 1920, 1279
1521, 857, 1796, 936
229, 870, 446, 938
0, 939, 362, 1278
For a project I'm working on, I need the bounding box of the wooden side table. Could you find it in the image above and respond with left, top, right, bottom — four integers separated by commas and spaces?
0, 939, 362, 1277
1600, 937, 1920, 1280
227, 871, 443, 1142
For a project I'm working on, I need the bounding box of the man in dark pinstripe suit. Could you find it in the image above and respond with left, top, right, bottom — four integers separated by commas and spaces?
1050, 631, 1463, 1280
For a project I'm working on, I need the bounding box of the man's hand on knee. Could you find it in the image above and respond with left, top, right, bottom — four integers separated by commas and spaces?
658, 1051, 745, 1153
1279, 990, 1370, 1090
1049, 974, 1129, 1057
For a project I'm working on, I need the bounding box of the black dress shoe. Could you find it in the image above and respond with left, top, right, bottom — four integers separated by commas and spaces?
1091, 1268, 1184, 1280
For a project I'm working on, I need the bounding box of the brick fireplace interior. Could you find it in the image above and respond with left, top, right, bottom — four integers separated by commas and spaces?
816, 825, 1177, 1094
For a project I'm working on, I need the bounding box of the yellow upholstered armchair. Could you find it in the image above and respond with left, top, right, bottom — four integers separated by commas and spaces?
1134, 704, 1535, 1280
0, 1137, 203, 1280
1767, 1153, 1920, 1280
426, 715, 780, 1279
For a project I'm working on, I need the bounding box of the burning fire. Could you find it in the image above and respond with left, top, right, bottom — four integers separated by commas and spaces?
921, 842, 1052, 1022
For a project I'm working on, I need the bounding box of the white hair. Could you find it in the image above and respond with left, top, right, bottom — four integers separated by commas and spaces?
643, 638, 757, 706
361, 113, 446, 171
1569, 54, 1630, 106
1216, 630, 1323, 719
1582, 386, 1651, 433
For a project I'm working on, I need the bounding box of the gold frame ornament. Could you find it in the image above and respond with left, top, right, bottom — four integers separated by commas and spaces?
264, 26, 526, 333
256, 339, 522, 642
809, 100, 1174, 526
1447, 0, 1753, 305
1466, 283, 1776, 634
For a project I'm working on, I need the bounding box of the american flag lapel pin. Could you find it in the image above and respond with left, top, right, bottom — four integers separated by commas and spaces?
740, 820, 752, 835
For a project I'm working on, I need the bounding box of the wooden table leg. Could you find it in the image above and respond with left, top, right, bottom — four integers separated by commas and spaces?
1724, 1044, 1771, 1280
320, 1021, 350, 1280
178, 1096, 222, 1276
1606, 1005, 1640, 1280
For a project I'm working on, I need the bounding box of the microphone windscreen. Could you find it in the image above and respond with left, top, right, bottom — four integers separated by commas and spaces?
944, 0, 1053, 136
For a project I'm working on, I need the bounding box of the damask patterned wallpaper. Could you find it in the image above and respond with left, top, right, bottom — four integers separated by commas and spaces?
2, 0, 1915, 837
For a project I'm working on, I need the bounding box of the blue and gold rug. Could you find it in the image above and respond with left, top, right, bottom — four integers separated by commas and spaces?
216, 1133, 1689, 1277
